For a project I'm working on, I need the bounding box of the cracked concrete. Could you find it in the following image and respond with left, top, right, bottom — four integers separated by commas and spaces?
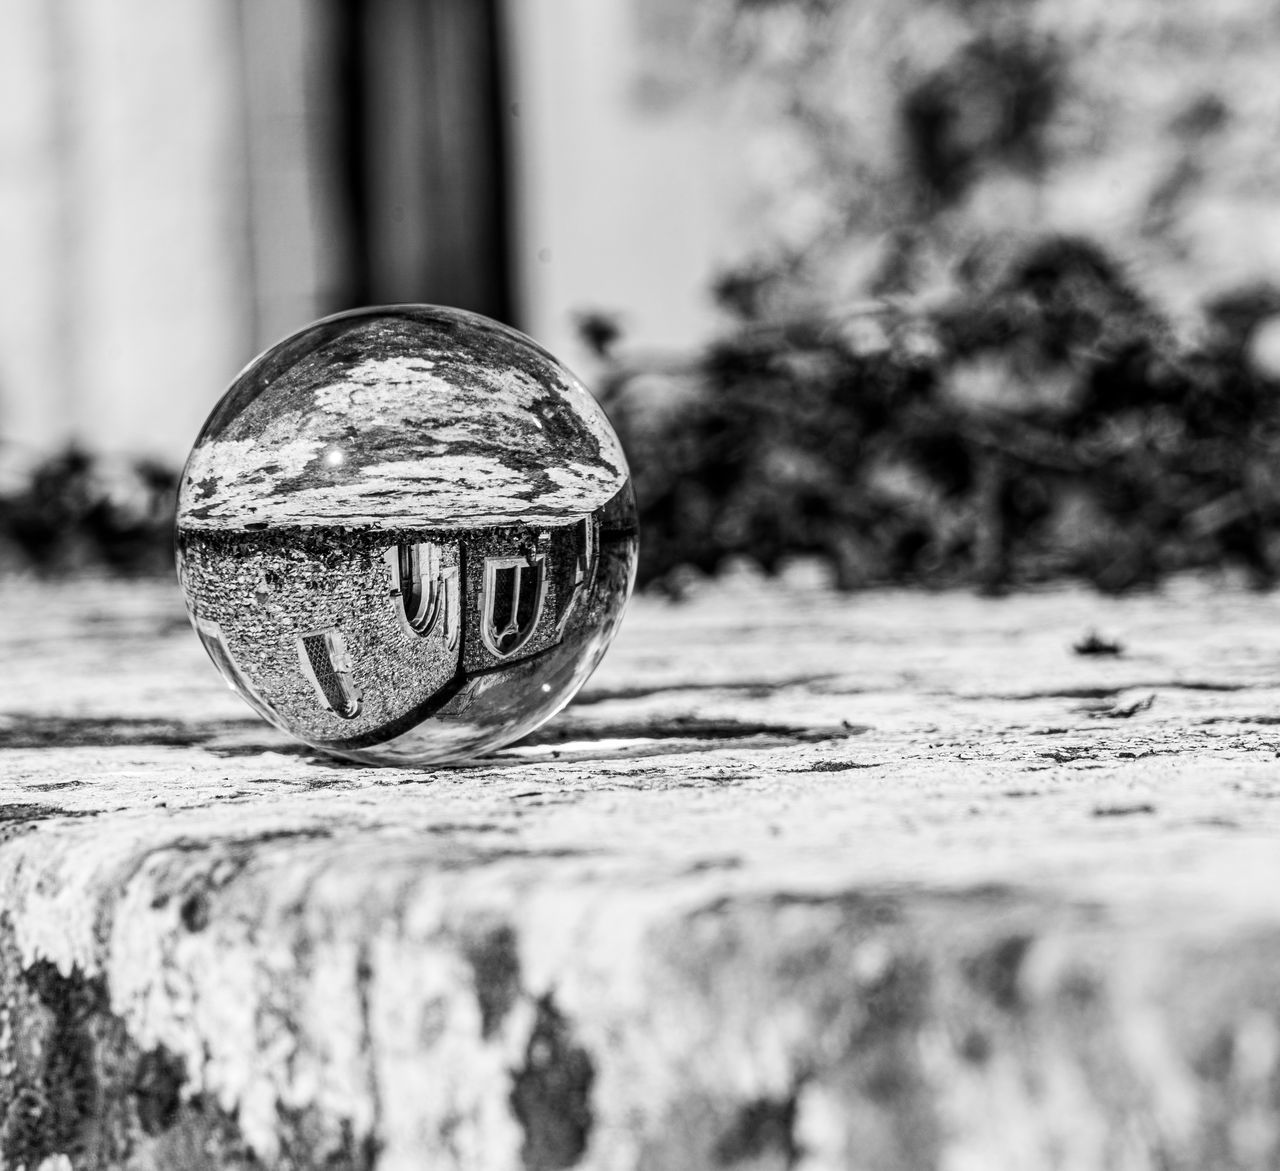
4, 571, 1280, 1168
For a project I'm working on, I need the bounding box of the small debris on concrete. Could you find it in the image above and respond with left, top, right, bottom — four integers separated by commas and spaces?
1092, 693, 1157, 719
1092, 802, 1157, 817
1074, 630, 1125, 656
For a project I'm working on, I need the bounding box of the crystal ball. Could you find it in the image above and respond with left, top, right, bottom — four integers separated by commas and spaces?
175, 305, 638, 765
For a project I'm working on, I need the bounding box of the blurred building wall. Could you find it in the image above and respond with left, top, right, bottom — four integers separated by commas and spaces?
0, 0, 721, 468
9, 0, 1278, 472
238, 0, 350, 351
0, 0, 255, 467
503, 0, 735, 369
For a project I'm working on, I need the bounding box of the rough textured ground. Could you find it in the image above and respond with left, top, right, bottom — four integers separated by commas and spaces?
4, 571, 1280, 1170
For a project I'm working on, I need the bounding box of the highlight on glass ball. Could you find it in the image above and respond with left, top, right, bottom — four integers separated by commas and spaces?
175, 305, 638, 765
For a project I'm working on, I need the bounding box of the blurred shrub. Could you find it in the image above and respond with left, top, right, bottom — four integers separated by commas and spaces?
0, 448, 176, 577
590, 0, 1280, 593
597, 234, 1280, 594
3, 237, 1279, 596
900, 31, 1062, 208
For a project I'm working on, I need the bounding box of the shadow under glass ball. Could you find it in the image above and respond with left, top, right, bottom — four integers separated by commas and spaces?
175, 305, 638, 765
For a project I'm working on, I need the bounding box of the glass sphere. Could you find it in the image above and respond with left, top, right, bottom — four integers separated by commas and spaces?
175, 305, 638, 765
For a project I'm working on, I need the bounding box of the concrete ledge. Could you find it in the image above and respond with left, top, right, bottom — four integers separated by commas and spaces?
5, 573, 1280, 1169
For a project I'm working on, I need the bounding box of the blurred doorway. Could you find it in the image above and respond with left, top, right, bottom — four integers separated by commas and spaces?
324, 0, 511, 322
0, 0, 724, 465
239, 0, 513, 349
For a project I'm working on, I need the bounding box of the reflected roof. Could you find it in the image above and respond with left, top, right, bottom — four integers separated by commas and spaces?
178, 306, 628, 531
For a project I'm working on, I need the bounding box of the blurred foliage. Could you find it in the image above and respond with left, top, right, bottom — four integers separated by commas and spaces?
6, 0, 1280, 593
899, 29, 1062, 208
0, 447, 176, 577
4, 235, 1280, 597
599, 0, 1280, 594
596, 235, 1280, 594
658, 0, 1280, 339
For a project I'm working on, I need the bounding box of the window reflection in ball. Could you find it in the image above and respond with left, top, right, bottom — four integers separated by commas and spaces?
175, 306, 638, 765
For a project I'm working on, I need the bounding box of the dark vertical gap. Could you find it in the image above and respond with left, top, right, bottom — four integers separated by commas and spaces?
332, 0, 371, 309
479, 0, 514, 324
494, 567, 516, 639
515, 563, 538, 631
398, 543, 422, 628
312, 0, 514, 319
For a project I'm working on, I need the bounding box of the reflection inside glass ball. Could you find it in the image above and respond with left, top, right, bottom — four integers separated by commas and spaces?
175, 305, 638, 765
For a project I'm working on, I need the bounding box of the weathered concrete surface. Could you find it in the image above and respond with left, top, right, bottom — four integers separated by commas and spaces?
4, 570, 1280, 1170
